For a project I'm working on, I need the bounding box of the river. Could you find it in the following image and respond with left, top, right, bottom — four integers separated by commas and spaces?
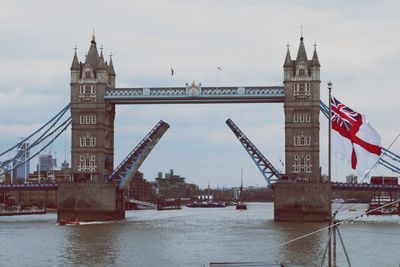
0, 203, 399, 266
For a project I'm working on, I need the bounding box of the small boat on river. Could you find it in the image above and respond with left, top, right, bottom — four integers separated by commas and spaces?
236, 168, 247, 210
59, 216, 80, 225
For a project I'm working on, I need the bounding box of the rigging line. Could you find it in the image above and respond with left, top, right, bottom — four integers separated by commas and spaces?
0, 120, 71, 177
336, 227, 352, 267
232, 199, 400, 264
0, 103, 70, 157
319, 225, 334, 267
359, 132, 400, 184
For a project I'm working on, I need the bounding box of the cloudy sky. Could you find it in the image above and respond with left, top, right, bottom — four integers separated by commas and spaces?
0, 1, 399, 187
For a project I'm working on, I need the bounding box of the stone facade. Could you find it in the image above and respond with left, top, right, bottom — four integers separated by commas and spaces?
283, 36, 321, 182
70, 36, 116, 181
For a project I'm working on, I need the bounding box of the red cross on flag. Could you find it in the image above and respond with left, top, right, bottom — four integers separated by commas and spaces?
331, 96, 382, 177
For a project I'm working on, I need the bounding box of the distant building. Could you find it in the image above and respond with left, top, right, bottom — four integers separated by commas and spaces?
346, 174, 358, 184
128, 171, 155, 202
155, 169, 199, 200
61, 160, 69, 171
12, 142, 30, 183
37, 154, 57, 172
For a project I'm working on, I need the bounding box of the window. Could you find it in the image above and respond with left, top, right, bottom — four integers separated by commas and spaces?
293, 153, 312, 173
293, 83, 311, 100
299, 69, 305, 76
79, 115, 97, 125
85, 71, 91, 79
294, 114, 298, 123
79, 135, 96, 147
78, 154, 96, 172
294, 113, 311, 123
293, 133, 311, 147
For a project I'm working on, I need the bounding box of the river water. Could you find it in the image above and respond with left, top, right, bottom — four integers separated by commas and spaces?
0, 203, 399, 267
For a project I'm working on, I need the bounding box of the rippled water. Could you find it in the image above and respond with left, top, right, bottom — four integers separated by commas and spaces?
0, 203, 399, 266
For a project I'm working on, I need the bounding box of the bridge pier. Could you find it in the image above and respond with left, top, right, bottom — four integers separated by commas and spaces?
273, 182, 331, 222
57, 183, 125, 222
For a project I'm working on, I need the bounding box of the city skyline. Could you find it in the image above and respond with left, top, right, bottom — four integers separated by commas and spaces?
0, 1, 399, 188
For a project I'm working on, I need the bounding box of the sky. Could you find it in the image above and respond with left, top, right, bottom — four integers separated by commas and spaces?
0, 0, 399, 188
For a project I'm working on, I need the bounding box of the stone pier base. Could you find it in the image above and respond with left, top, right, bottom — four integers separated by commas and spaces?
57, 183, 125, 222
273, 182, 331, 222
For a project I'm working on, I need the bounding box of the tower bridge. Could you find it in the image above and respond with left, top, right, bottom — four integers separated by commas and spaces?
1, 34, 399, 222
58, 33, 330, 222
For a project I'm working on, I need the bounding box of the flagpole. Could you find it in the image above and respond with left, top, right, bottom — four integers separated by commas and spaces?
327, 81, 333, 267
328, 81, 332, 190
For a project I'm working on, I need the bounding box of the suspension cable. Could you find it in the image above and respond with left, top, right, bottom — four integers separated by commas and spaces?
0, 103, 70, 157
0, 118, 71, 176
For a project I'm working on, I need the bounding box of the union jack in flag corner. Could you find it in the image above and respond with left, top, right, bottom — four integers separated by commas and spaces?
331, 96, 381, 177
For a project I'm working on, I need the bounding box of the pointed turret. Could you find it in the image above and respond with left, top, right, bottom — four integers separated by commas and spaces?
85, 34, 99, 67
97, 46, 108, 70
296, 36, 308, 62
70, 48, 80, 70
99, 48, 105, 63
283, 48, 292, 68
109, 54, 115, 75
311, 44, 320, 67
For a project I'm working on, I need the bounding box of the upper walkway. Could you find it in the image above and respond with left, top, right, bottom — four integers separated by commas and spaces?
104, 85, 284, 104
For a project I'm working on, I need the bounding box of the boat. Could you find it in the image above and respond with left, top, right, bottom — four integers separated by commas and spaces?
186, 201, 226, 208
236, 168, 247, 210
366, 177, 399, 216
186, 192, 226, 208
366, 195, 399, 215
59, 216, 80, 225
156, 198, 182, 211
0, 205, 47, 216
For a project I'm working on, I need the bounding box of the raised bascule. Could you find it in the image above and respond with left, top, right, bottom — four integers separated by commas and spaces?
56, 34, 332, 222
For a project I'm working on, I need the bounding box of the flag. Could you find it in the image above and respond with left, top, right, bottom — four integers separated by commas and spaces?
171, 67, 174, 76
217, 66, 222, 71
331, 96, 381, 177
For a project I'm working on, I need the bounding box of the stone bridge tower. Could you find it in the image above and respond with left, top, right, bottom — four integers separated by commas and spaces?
70, 35, 116, 182
283, 36, 321, 182
274, 36, 330, 222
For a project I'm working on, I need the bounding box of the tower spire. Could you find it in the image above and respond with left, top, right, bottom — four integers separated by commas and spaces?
70, 45, 80, 70
109, 52, 115, 75
300, 25, 303, 41
296, 34, 307, 62
283, 42, 292, 67
91, 29, 96, 44
311, 42, 320, 67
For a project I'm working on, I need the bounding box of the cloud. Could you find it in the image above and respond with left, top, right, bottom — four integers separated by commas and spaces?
0, 1, 399, 186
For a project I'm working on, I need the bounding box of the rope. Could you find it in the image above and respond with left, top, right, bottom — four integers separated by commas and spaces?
231, 199, 400, 264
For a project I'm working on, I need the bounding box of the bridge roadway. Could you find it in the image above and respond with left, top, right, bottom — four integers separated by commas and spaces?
104, 86, 285, 104
1, 182, 399, 192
